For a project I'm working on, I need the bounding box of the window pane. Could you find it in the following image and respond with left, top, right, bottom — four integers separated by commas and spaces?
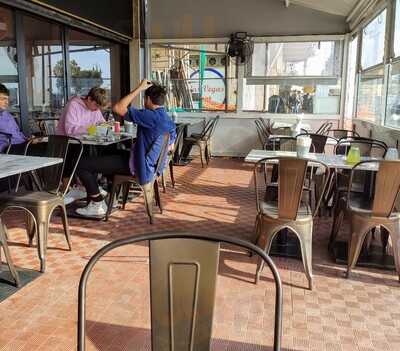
69, 29, 112, 99
151, 44, 237, 112
266, 41, 339, 76
357, 67, 384, 123
385, 62, 400, 128
243, 84, 265, 111
23, 14, 64, 121
395, 0, 400, 57
243, 81, 341, 114
361, 10, 386, 69
250, 43, 266, 76
344, 36, 358, 119
0, 6, 20, 119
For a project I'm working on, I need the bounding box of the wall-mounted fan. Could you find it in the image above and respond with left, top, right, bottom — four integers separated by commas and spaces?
227, 32, 254, 65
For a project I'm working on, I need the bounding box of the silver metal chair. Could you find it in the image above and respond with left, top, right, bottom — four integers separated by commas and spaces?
77, 232, 283, 351
254, 157, 330, 290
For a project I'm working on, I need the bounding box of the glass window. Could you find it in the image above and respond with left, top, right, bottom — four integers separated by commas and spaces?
361, 10, 386, 69
357, 67, 384, 123
385, 62, 400, 128
68, 29, 113, 100
244, 80, 341, 114
249, 41, 340, 77
395, 0, 400, 57
151, 44, 237, 112
344, 36, 358, 119
23, 14, 64, 121
0, 6, 19, 117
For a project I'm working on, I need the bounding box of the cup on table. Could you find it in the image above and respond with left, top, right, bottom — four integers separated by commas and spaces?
296, 136, 311, 157
385, 147, 399, 160
87, 125, 96, 136
125, 121, 134, 135
346, 146, 361, 164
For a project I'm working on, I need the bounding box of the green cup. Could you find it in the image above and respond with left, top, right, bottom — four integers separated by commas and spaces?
346, 146, 361, 164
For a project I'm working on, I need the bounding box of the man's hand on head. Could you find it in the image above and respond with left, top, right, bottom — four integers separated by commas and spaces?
138, 79, 153, 91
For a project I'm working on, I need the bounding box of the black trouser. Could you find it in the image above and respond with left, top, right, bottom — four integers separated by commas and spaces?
76, 151, 131, 197
180, 139, 197, 159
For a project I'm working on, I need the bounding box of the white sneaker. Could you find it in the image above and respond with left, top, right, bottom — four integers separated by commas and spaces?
99, 187, 108, 197
64, 186, 87, 205
76, 200, 107, 217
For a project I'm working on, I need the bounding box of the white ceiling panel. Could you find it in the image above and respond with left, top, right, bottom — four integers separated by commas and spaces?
289, 0, 359, 16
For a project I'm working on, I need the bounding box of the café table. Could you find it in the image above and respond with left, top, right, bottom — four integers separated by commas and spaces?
0, 154, 63, 286
267, 135, 338, 146
245, 149, 385, 265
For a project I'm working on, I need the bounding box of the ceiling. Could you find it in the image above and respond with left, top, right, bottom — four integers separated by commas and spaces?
288, 0, 359, 17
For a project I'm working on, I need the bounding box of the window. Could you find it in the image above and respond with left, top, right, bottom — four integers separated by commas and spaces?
23, 14, 64, 120
244, 40, 342, 114
344, 36, 358, 119
0, 6, 19, 117
385, 62, 400, 128
357, 67, 384, 123
150, 44, 237, 112
361, 10, 386, 69
394, 0, 400, 58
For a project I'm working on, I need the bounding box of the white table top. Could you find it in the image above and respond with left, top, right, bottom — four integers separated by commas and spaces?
244, 150, 380, 171
0, 154, 63, 179
273, 121, 311, 131
76, 133, 135, 146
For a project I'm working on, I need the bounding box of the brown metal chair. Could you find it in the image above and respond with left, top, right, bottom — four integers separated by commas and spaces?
315, 122, 333, 135
254, 157, 330, 290
161, 123, 186, 192
105, 133, 170, 224
77, 232, 283, 351
181, 116, 220, 167
0, 135, 83, 272
342, 160, 400, 281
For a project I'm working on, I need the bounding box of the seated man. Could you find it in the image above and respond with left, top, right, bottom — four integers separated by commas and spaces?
74, 80, 176, 216
0, 84, 27, 153
57, 86, 108, 136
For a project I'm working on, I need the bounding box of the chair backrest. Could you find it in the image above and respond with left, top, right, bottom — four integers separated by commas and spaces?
77, 232, 283, 351
315, 122, 333, 135
43, 119, 58, 136
330, 129, 359, 139
255, 119, 267, 146
265, 136, 297, 151
22, 135, 83, 195
254, 157, 330, 220
348, 160, 400, 217
297, 133, 327, 153
172, 123, 186, 154
200, 116, 219, 140
0, 131, 12, 154
335, 138, 387, 158
154, 132, 171, 177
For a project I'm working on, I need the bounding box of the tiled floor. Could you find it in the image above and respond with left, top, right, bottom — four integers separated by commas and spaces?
0, 158, 400, 351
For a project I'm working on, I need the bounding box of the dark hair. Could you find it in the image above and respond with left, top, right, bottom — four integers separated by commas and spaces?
145, 84, 166, 105
0, 83, 9, 96
87, 86, 108, 108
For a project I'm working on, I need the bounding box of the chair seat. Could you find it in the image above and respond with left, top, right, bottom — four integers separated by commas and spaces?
0, 191, 62, 207
260, 200, 312, 220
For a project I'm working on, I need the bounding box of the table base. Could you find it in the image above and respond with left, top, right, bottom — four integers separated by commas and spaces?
332, 241, 396, 270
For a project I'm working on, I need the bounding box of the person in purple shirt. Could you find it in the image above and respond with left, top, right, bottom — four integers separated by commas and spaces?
0, 84, 26, 153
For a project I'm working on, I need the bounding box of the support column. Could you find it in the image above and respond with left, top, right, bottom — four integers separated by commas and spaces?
129, 0, 142, 107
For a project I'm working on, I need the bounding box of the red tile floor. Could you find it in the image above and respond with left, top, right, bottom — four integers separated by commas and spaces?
1, 158, 400, 351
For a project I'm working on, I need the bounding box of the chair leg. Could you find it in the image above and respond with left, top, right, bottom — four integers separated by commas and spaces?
329, 197, 346, 249
294, 222, 314, 290
198, 143, 205, 168
142, 182, 155, 224
169, 160, 175, 188
154, 180, 163, 214
25, 212, 35, 246
36, 219, 49, 273
383, 222, 400, 282
381, 227, 390, 254
121, 184, 130, 209
0, 220, 21, 287
106, 180, 120, 221
60, 205, 72, 251
161, 171, 167, 193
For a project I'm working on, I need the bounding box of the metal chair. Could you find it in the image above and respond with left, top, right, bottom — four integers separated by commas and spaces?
161, 123, 186, 191
181, 116, 220, 167
265, 136, 297, 151
105, 133, 170, 224
254, 157, 330, 290
296, 133, 337, 154
342, 160, 400, 281
335, 137, 387, 157
329, 129, 360, 139
77, 232, 283, 351
255, 119, 268, 147
315, 122, 333, 135
0, 135, 83, 272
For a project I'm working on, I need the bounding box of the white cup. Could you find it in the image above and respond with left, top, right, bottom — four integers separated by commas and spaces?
96, 126, 108, 137
125, 121, 134, 135
296, 136, 312, 157
385, 148, 399, 160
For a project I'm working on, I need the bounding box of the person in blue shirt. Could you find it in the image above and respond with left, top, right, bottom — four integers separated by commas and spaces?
75, 80, 176, 217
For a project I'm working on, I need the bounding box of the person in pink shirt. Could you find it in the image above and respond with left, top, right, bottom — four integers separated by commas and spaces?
57, 87, 108, 136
